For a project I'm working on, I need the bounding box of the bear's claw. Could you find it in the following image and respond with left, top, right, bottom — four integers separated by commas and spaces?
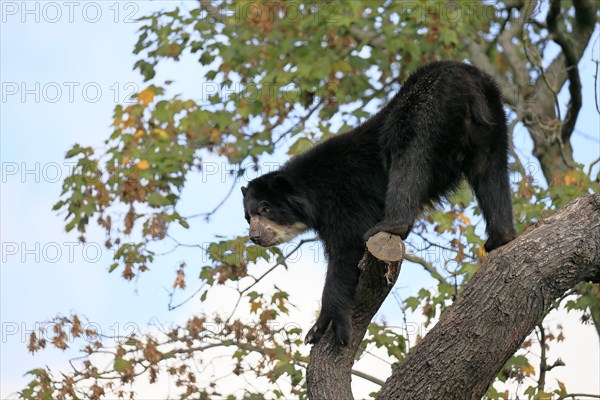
304, 316, 351, 346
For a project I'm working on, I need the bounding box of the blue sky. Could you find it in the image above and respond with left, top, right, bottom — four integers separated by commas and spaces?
1, 1, 599, 398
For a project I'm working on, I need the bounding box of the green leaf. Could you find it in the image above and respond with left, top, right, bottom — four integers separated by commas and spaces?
124, 338, 140, 346
288, 137, 314, 156
114, 357, 130, 372
404, 296, 420, 311
65, 144, 82, 158
147, 192, 172, 207
439, 29, 459, 46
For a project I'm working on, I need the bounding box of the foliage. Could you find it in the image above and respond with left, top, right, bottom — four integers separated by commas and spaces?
22, 1, 599, 399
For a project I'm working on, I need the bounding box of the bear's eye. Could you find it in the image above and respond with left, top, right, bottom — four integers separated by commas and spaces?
259, 205, 271, 215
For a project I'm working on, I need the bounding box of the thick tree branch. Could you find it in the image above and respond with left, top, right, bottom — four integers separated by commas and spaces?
497, 0, 537, 87
516, 0, 593, 120
379, 193, 600, 399
546, 0, 585, 143
306, 193, 600, 399
460, 0, 597, 185
306, 233, 404, 400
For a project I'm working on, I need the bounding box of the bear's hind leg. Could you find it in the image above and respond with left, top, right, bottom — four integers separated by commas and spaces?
466, 129, 516, 252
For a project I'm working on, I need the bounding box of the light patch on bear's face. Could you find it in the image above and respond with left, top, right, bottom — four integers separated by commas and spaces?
249, 215, 308, 247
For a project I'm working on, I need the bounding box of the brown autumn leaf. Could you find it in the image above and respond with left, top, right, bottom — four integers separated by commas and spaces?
173, 269, 186, 290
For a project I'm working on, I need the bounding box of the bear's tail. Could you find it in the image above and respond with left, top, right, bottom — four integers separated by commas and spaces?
472, 98, 494, 125
469, 75, 503, 126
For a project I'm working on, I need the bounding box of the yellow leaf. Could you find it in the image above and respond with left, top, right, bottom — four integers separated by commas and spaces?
458, 212, 471, 225
278, 298, 289, 314
124, 117, 135, 128
122, 156, 130, 165
138, 87, 155, 106
136, 160, 150, 170
154, 129, 168, 139
564, 171, 577, 186
133, 129, 144, 139
521, 363, 535, 376
557, 379, 566, 392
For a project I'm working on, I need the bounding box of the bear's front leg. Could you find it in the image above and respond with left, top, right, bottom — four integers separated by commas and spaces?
304, 306, 351, 346
304, 248, 362, 346
364, 153, 428, 242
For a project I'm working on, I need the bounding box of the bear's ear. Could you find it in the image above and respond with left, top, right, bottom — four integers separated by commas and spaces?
241, 186, 248, 196
271, 175, 293, 193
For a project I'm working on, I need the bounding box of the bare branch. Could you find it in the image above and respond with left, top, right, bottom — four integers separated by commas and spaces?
537, 324, 548, 392
497, 0, 537, 87
546, 0, 584, 143
589, 156, 600, 177
186, 175, 239, 221
404, 254, 449, 286
351, 369, 385, 386
167, 283, 207, 311
595, 58, 600, 114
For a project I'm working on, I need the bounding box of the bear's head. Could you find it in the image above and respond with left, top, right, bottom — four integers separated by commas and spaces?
241, 172, 310, 247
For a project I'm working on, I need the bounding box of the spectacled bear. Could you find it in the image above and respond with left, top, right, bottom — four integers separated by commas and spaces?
241, 61, 516, 346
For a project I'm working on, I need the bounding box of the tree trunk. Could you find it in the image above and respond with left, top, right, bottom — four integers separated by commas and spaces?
306, 234, 404, 399
306, 193, 600, 399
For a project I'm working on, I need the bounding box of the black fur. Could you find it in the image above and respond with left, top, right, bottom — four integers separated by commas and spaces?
242, 61, 516, 346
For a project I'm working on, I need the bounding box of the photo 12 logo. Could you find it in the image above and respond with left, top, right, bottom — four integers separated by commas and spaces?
2, 82, 140, 104
1, 241, 104, 264
1, 321, 140, 345
1, 2, 140, 24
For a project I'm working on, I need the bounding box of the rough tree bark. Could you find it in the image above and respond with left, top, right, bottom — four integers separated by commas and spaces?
306, 233, 405, 399
306, 193, 600, 399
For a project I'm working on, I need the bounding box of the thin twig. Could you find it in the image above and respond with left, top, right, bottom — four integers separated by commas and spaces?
167, 282, 207, 311
351, 368, 385, 386
225, 237, 319, 323
403, 254, 449, 286
508, 116, 527, 181
186, 175, 239, 221
588, 157, 600, 178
